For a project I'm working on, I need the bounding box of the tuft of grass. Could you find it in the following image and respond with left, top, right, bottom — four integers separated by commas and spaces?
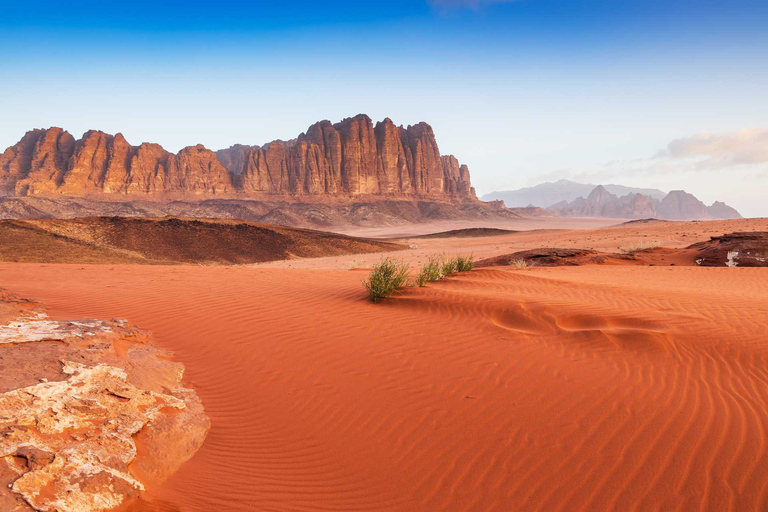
363, 258, 410, 302
456, 255, 474, 272
415, 254, 475, 287
619, 241, 660, 254
508, 258, 530, 269
441, 256, 458, 277
416, 255, 443, 286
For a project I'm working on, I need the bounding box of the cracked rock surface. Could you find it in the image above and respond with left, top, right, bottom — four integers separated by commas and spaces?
0, 291, 209, 512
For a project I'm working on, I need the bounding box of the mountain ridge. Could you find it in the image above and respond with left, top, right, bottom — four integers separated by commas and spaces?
0, 115, 476, 202
481, 179, 666, 208
547, 185, 741, 220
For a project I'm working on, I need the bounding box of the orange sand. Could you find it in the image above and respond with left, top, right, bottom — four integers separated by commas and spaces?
262, 217, 768, 270
2, 217, 768, 511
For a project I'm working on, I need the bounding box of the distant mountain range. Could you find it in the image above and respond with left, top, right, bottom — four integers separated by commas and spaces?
481, 179, 667, 208
482, 180, 741, 220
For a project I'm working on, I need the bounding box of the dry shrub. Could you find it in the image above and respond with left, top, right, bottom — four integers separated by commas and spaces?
416, 254, 474, 286
456, 255, 474, 272
363, 258, 410, 302
509, 258, 530, 269
619, 241, 660, 254
416, 255, 443, 286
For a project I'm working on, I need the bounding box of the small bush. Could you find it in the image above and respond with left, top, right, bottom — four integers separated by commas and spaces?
456, 255, 474, 272
363, 258, 410, 302
509, 258, 530, 269
416, 255, 443, 286
441, 257, 458, 277
619, 241, 660, 254
415, 254, 474, 287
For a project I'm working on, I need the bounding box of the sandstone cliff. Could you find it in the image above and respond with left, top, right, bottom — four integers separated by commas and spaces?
0, 115, 476, 202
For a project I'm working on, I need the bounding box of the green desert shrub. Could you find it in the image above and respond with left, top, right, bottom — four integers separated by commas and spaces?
416, 254, 474, 286
441, 256, 458, 277
456, 255, 474, 272
416, 255, 443, 286
363, 258, 410, 302
509, 258, 530, 269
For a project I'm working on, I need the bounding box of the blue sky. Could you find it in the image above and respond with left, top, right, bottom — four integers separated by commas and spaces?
1, 0, 767, 215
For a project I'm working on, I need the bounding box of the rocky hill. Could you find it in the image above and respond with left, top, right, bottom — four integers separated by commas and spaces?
0, 115, 474, 201
706, 201, 743, 220
0, 217, 406, 264
549, 186, 741, 220
0, 196, 518, 228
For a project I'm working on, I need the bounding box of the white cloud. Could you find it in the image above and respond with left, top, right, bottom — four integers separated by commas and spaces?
657, 127, 768, 170
484, 127, 768, 216
589, 127, 768, 180
529, 128, 768, 217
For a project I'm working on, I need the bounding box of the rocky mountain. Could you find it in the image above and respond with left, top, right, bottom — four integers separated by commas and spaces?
656, 190, 709, 220
0, 115, 475, 202
548, 186, 741, 220
556, 186, 660, 219
559, 185, 618, 217
481, 179, 666, 208
606, 193, 659, 219
707, 201, 743, 220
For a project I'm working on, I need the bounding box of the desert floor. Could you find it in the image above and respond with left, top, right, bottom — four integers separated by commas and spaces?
2, 216, 768, 512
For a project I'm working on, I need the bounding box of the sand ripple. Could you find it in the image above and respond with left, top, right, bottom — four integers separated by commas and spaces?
1, 263, 767, 511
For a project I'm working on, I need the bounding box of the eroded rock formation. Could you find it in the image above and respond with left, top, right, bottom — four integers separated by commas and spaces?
0, 292, 209, 512
1, 115, 475, 201
689, 232, 768, 267
475, 248, 603, 268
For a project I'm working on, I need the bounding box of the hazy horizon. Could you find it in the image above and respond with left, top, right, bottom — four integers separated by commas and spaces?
1, 0, 766, 216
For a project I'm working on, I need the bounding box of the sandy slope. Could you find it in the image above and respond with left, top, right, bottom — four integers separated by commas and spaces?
0, 217, 404, 264
261, 217, 768, 270
2, 248, 768, 511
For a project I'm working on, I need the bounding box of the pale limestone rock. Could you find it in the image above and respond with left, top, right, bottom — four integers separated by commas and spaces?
0, 297, 209, 512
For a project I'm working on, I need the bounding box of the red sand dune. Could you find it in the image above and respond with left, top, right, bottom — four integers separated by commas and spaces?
2, 254, 768, 511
